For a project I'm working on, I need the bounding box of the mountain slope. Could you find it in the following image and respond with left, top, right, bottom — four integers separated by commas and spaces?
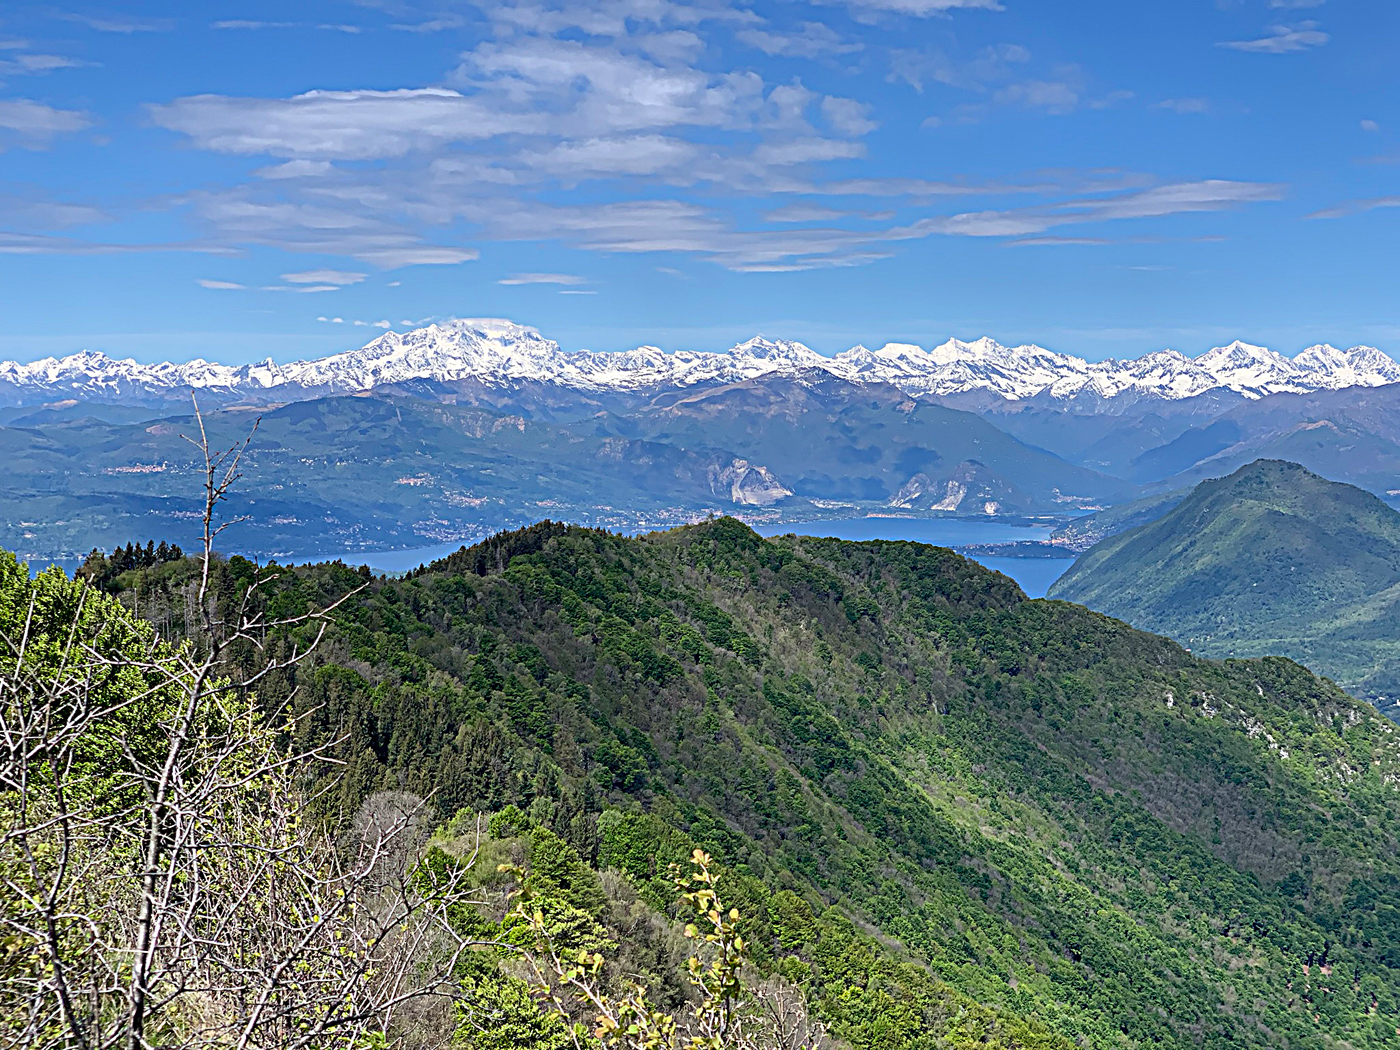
0, 381, 1131, 562
1048, 486, 1191, 551
106, 519, 1400, 1050
3, 318, 1397, 410
1050, 459, 1400, 716
585, 371, 1125, 510
1141, 384, 1400, 498
0, 395, 807, 560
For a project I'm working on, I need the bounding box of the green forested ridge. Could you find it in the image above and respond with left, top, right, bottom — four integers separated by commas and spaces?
1050, 459, 1400, 719
91, 518, 1400, 1049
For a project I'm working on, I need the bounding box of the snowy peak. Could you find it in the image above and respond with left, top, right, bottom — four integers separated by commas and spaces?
1197, 340, 1281, 367
1192, 340, 1304, 396
1, 319, 1398, 409
1292, 343, 1400, 389
832, 342, 936, 378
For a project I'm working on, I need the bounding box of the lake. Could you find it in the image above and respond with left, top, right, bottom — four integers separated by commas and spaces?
296, 517, 1075, 598
751, 518, 1073, 597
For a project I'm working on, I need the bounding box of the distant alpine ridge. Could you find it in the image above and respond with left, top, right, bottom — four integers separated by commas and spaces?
4, 317, 1399, 408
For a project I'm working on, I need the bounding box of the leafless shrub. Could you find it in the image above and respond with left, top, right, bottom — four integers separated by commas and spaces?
0, 402, 484, 1050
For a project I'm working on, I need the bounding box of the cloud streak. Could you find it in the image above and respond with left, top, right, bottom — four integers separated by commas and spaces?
1218, 22, 1328, 53
150, 89, 533, 159
28, 0, 1291, 276
839, 0, 1004, 17
281, 269, 367, 285
58, 12, 173, 33
1307, 196, 1400, 220
0, 99, 91, 143
498, 273, 587, 285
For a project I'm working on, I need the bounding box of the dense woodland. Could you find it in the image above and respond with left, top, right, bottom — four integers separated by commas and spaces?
9, 518, 1400, 1049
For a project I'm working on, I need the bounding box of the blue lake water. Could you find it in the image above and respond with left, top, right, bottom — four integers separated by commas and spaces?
966, 556, 1074, 598
291, 541, 475, 575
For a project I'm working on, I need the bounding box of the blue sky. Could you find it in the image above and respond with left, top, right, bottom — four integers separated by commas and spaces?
0, 0, 1396, 363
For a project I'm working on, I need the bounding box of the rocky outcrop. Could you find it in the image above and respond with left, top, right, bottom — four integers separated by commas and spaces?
707, 458, 792, 506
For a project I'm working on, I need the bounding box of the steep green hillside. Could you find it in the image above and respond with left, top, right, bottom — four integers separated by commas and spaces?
1050, 459, 1400, 717
107, 516, 1400, 1050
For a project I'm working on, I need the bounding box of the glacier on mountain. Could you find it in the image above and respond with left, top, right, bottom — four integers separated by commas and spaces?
2, 318, 1398, 408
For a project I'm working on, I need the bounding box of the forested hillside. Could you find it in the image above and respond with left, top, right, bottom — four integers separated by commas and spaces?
1051, 459, 1400, 719
85, 516, 1400, 1050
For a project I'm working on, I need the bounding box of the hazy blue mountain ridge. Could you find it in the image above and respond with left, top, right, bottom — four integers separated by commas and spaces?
0, 381, 1122, 563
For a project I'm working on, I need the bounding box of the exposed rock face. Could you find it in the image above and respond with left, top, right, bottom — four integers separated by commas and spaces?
707, 458, 792, 506
889, 460, 1029, 515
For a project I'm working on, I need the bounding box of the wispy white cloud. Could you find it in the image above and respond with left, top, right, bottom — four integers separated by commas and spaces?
149, 5, 899, 270
0, 98, 91, 143
0, 194, 105, 228
58, 12, 173, 33
389, 16, 470, 33
887, 43, 1121, 118
839, 0, 1003, 17
993, 76, 1082, 113
71, 0, 1286, 277
520, 134, 703, 179
792, 175, 1061, 197
211, 20, 363, 31
1156, 97, 1209, 114
1307, 195, 1400, 220
821, 97, 877, 135
150, 88, 534, 159
253, 160, 335, 179
498, 272, 586, 285
1360, 119, 1380, 132
888, 42, 1029, 93
450, 178, 1283, 271
0, 53, 93, 75
211, 21, 298, 30
281, 269, 367, 285
753, 138, 865, 165
1062, 179, 1284, 222
358, 246, 479, 267
737, 23, 862, 58
197, 278, 245, 289
0, 231, 233, 255
764, 204, 856, 223
1008, 236, 1111, 246
1218, 22, 1328, 53
179, 192, 480, 268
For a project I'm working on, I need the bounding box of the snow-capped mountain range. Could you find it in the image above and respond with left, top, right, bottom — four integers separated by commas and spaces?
3, 318, 1399, 409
